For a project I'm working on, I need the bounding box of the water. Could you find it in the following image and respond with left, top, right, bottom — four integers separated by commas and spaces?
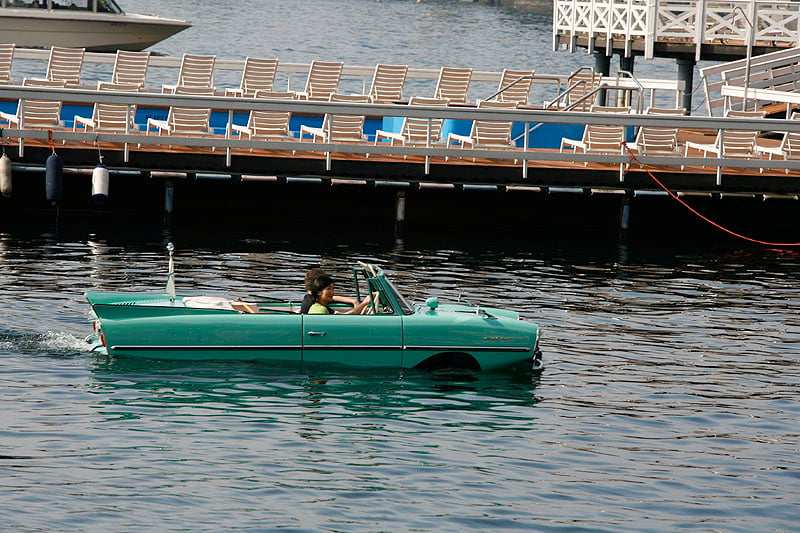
19, 0, 681, 108
3, 2, 799, 530
1, 218, 798, 531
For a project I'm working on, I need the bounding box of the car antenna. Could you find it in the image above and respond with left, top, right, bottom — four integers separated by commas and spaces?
165, 242, 176, 302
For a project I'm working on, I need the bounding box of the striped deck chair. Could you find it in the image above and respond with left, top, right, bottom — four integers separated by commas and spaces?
226, 57, 279, 97
563, 70, 603, 111
560, 105, 631, 158
684, 109, 766, 181
758, 111, 800, 173
111, 50, 150, 88
434, 66, 472, 104
296, 60, 344, 101
231, 90, 295, 149
684, 109, 766, 159
373, 96, 449, 152
368, 63, 408, 104
447, 100, 519, 160
146, 86, 216, 143
163, 53, 216, 93
0, 78, 67, 128
495, 69, 534, 105
299, 93, 371, 142
73, 82, 141, 133
0, 43, 14, 85
629, 107, 686, 156
46, 46, 85, 88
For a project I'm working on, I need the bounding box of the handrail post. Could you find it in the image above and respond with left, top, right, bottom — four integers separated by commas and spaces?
645, 0, 658, 60
325, 115, 332, 171
225, 109, 232, 167
522, 121, 529, 180
694, 0, 707, 62
425, 117, 431, 175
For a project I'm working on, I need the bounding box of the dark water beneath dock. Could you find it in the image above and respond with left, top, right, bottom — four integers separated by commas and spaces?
2, 2, 799, 531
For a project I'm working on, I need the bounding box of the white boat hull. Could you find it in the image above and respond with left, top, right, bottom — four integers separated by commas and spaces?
0, 9, 190, 51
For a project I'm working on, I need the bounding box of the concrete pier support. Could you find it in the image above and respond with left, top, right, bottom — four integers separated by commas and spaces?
620, 195, 631, 240
677, 57, 696, 115
164, 180, 174, 215
594, 52, 611, 105
394, 190, 406, 235
619, 54, 634, 74
594, 51, 611, 75
618, 55, 635, 106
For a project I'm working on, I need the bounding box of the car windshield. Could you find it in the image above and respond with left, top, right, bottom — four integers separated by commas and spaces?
382, 276, 414, 315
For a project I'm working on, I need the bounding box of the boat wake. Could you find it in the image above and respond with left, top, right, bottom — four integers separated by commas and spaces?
0, 329, 93, 356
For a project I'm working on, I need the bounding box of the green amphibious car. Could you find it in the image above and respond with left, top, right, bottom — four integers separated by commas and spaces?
85, 263, 542, 371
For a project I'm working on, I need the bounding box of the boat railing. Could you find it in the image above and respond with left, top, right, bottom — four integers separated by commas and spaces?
1, 83, 798, 181
0, 0, 121, 13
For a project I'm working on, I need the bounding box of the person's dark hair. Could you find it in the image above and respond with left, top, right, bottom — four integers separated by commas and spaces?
309, 275, 334, 297
304, 268, 326, 291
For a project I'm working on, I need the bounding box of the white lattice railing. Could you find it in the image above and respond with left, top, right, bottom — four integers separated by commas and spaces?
553, 0, 800, 60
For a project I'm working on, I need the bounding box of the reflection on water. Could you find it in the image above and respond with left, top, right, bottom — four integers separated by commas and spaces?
89, 357, 541, 427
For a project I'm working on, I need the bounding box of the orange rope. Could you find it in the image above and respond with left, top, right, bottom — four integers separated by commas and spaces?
622, 143, 800, 247
47, 129, 56, 155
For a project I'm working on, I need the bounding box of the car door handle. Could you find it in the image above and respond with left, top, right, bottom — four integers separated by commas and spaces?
307, 331, 327, 336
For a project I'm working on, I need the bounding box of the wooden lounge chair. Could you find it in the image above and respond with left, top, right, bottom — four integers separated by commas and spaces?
628, 107, 686, 156
162, 53, 216, 93
447, 100, 519, 159
560, 105, 631, 158
225, 57, 279, 97
549, 69, 603, 111
368, 63, 408, 104
299, 93, 371, 142
231, 90, 295, 148
683, 109, 766, 182
73, 82, 141, 133
684, 109, 766, 159
45, 46, 85, 88
0, 78, 67, 128
111, 50, 150, 88
146, 86, 216, 141
374, 96, 449, 152
296, 61, 343, 101
0, 43, 14, 85
495, 69, 534, 105
560, 105, 631, 179
758, 111, 800, 173
434, 66, 472, 104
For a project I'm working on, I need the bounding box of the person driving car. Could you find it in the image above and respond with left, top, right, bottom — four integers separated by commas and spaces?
307, 275, 370, 315
301, 268, 357, 313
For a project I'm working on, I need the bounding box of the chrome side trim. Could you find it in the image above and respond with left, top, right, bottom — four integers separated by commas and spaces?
302, 345, 397, 351
110, 344, 530, 353
111, 345, 299, 351
403, 345, 530, 353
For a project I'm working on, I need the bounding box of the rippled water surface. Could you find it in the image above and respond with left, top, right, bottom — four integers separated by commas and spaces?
10, 0, 681, 107
1, 219, 798, 531
3, 1, 799, 530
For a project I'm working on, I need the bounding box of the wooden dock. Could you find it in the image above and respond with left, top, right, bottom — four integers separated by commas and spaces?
1, 52, 799, 236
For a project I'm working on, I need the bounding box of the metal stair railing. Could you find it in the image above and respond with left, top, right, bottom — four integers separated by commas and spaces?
482, 74, 535, 103
514, 79, 645, 145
